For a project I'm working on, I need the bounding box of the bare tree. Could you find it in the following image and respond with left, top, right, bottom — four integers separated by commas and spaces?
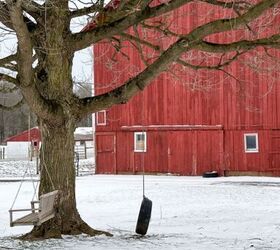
0, 0, 280, 240
74, 80, 92, 126
0, 81, 37, 143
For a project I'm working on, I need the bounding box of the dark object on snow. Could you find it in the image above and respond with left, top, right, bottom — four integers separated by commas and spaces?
135, 196, 152, 235
203, 171, 219, 178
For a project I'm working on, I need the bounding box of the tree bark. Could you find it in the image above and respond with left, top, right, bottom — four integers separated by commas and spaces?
20, 119, 111, 240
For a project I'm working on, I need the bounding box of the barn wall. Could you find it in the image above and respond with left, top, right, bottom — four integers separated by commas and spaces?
94, 3, 280, 131
96, 128, 280, 176
94, 45, 280, 132
6, 142, 29, 159
93, 2, 280, 175
96, 129, 224, 175
224, 129, 280, 175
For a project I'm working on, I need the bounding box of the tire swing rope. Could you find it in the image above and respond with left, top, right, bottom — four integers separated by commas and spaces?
135, 92, 152, 236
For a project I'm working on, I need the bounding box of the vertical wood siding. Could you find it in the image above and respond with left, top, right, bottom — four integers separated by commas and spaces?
94, 2, 280, 175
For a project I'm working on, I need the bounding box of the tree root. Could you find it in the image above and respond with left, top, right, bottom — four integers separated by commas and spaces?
18, 221, 112, 241
80, 222, 112, 237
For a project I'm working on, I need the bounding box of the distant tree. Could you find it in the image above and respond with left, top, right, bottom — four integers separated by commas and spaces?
74, 81, 92, 127
0, 0, 280, 240
0, 81, 36, 143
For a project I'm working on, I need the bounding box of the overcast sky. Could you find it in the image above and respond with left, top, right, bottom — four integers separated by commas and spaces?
0, 5, 94, 96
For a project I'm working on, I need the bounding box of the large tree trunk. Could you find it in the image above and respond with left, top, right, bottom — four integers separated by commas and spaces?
16, 4, 113, 239
20, 119, 111, 240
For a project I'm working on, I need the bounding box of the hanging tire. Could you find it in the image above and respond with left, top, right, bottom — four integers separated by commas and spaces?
135, 196, 152, 235
203, 171, 219, 178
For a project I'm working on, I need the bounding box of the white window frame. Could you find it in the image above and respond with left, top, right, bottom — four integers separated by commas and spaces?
134, 132, 147, 152
96, 110, 107, 126
244, 133, 259, 153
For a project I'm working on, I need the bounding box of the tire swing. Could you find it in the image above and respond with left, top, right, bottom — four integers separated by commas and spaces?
135, 98, 152, 235
135, 174, 152, 235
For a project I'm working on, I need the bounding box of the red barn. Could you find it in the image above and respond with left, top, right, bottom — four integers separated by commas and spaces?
93, 2, 280, 176
5, 127, 41, 159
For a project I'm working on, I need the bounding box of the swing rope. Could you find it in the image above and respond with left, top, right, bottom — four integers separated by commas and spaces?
27, 113, 39, 201
135, 91, 153, 236
9, 167, 30, 211
9, 123, 56, 211
28, 161, 39, 201
9, 5, 57, 210
142, 169, 145, 197
10, 116, 39, 210
141, 92, 146, 198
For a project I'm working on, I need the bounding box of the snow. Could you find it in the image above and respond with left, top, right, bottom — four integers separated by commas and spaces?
74, 127, 93, 135
1, 160, 280, 249
0, 158, 95, 178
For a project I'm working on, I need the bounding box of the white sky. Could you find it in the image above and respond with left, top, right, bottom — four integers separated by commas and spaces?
0, 3, 94, 95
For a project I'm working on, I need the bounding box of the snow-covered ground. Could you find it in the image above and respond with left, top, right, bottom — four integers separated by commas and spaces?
1, 161, 280, 249
0, 158, 95, 178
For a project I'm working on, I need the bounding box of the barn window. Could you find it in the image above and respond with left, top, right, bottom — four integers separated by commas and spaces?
96, 110, 106, 125
244, 133, 259, 153
134, 132, 147, 152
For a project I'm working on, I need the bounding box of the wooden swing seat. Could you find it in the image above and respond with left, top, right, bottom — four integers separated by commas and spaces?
9, 190, 60, 227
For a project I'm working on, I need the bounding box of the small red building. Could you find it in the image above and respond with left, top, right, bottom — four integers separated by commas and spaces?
5, 127, 41, 159
93, 2, 280, 176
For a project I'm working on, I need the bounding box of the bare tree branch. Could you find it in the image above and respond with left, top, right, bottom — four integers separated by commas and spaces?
0, 1, 14, 30
187, 0, 280, 40
75, 38, 188, 117
70, 0, 194, 51
120, 32, 161, 51
176, 51, 245, 70
70, 4, 102, 18
0, 1, 37, 31
194, 34, 280, 53
7, 2, 34, 86
0, 73, 18, 85
21, 1, 43, 15
74, 0, 280, 117
0, 53, 17, 68
200, 0, 251, 11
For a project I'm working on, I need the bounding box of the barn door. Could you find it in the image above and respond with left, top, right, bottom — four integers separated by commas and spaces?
167, 130, 223, 175
95, 133, 116, 174
269, 131, 280, 170
167, 131, 195, 175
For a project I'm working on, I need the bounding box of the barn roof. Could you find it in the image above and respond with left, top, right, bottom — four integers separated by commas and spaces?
5, 127, 40, 142
5, 127, 93, 142
82, 0, 120, 32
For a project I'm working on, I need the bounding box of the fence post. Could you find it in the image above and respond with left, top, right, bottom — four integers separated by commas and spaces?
84, 143, 87, 159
